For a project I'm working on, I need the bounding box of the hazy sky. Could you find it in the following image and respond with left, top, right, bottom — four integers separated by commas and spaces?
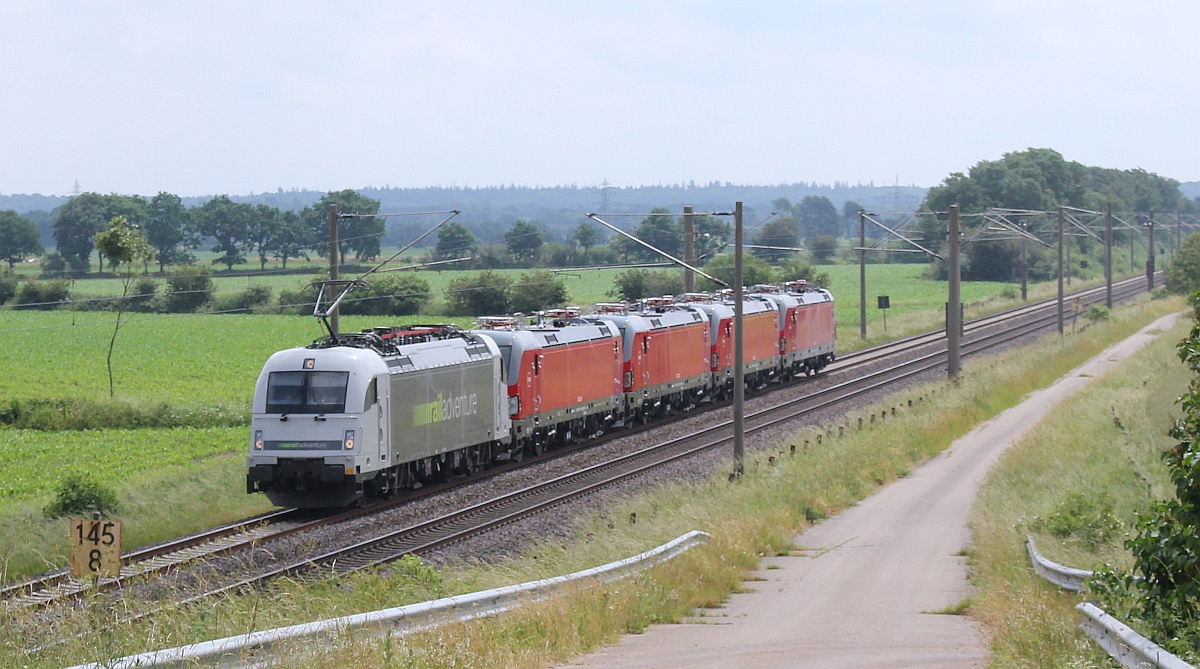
3, 1, 1197, 197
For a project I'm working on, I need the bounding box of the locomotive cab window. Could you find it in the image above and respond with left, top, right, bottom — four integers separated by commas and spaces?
266, 371, 350, 414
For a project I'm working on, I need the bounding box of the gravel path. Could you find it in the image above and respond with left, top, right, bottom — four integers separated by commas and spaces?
556, 312, 1181, 669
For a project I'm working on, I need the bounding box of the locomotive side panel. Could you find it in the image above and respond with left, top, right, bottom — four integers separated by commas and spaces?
535, 338, 623, 412
795, 299, 836, 354
640, 321, 711, 388
387, 357, 503, 463
742, 309, 781, 366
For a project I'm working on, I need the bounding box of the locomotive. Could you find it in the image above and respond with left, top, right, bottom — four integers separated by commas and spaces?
246, 282, 835, 508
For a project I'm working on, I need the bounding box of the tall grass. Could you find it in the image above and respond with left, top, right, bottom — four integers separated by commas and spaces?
4, 296, 1181, 668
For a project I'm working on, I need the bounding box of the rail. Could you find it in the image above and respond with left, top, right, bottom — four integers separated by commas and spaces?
63, 530, 711, 669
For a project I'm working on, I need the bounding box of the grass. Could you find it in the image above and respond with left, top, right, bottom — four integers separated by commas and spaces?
969, 306, 1191, 667
1, 294, 1181, 668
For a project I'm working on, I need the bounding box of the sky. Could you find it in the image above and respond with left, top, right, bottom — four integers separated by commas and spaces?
2, 1, 1197, 197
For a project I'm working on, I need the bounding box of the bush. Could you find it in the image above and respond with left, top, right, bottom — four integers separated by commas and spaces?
698, 255, 775, 291
342, 274, 430, 315
211, 285, 273, 313
0, 270, 16, 305
511, 270, 568, 313
776, 257, 831, 289
44, 473, 119, 518
14, 279, 71, 310
1084, 305, 1111, 322
809, 235, 839, 263
129, 276, 159, 311
0, 397, 247, 430
163, 266, 213, 313
40, 252, 67, 278
447, 270, 512, 316
610, 269, 684, 302
1165, 233, 1200, 294
1031, 491, 1120, 550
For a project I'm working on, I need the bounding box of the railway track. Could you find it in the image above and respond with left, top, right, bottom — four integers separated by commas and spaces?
3, 273, 1155, 614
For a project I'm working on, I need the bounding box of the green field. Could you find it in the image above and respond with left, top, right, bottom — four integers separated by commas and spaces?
0, 263, 1118, 552
0, 265, 1118, 411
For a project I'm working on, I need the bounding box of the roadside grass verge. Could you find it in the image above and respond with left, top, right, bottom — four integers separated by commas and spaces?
0, 429, 274, 580
969, 308, 1190, 667
3, 295, 1181, 668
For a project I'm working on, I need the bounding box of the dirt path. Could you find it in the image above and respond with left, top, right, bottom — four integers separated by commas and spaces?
559, 312, 1181, 669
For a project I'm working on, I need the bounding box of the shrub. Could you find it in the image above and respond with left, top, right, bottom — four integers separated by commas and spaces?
163, 266, 214, 313
129, 276, 159, 311
211, 286, 273, 313
447, 270, 512, 316
776, 257, 831, 289
0, 270, 16, 305
44, 473, 119, 518
0, 397, 247, 430
40, 252, 67, 278
1031, 491, 1120, 550
510, 270, 568, 313
1084, 305, 1111, 322
809, 235, 839, 263
611, 269, 684, 302
342, 274, 430, 315
14, 279, 71, 310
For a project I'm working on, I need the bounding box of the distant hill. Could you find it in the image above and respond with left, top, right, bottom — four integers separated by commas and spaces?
1181, 181, 1200, 199
0, 182, 925, 225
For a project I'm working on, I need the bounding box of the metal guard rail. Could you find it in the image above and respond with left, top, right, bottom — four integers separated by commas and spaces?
1027, 536, 1194, 668
66, 530, 711, 669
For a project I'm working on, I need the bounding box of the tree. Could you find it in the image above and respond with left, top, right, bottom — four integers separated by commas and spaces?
446, 270, 512, 316
796, 195, 840, 241
94, 215, 153, 397
809, 235, 839, 263
574, 221, 600, 250
624, 207, 681, 262
510, 270, 568, 313
1165, 234, 1200, 295
196, 195, 252, 270
0, 210, 43, 268
751, 217, 801, 263
610, 269, 683, 302
304, 190, 383, 265
246, 204, 285, 270
922, 147, 1183, 216
143, 192, 194, 273
694, 213, 731, 261
343, 274, 430, 315
435, 222, 477, 261
53, 193, 106, 273
842, 200, 864, 237
267, 211, 309, 270
698, 254, 775, 290
777, 257, 831, 288
505, 219, 544, 265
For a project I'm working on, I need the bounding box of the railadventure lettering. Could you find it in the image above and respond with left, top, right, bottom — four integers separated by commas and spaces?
413, 393, 478, 426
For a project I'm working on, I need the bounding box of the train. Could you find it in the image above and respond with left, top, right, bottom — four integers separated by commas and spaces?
246, 280, 835, 508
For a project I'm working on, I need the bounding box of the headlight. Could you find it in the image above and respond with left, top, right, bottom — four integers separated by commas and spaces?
254, 430, 263, 450
343, 429, 355, 450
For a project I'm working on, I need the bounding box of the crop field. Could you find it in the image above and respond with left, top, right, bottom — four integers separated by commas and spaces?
0, 266, 1055, 409
0, 426, 243, 500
